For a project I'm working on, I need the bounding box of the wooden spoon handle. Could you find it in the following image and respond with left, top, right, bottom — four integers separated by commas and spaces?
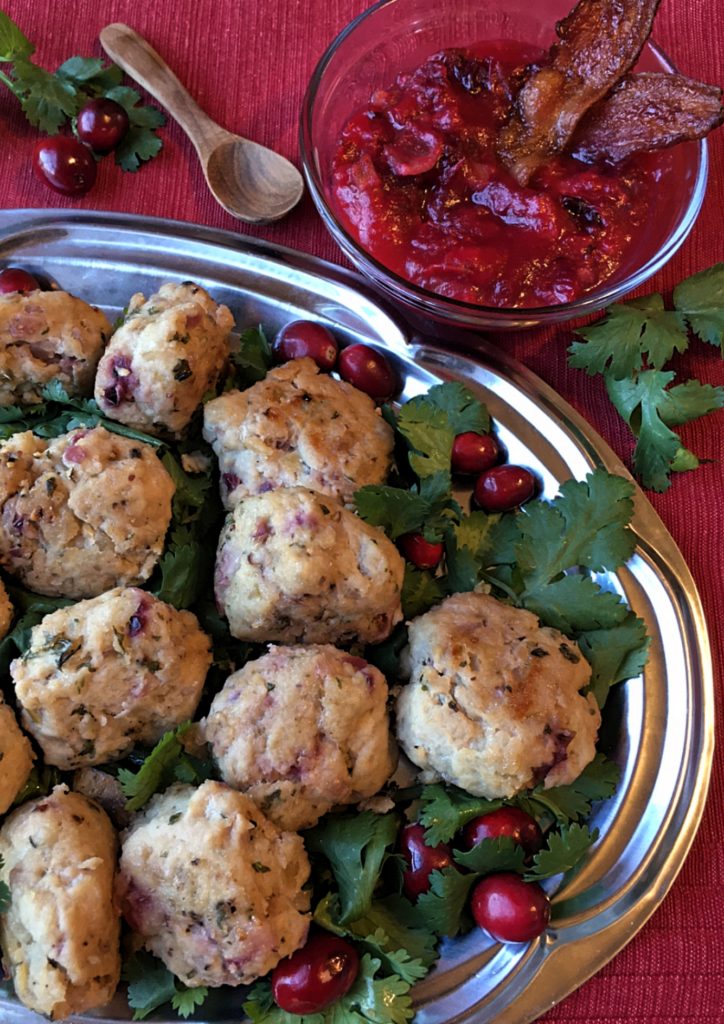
100, 23, 224, 157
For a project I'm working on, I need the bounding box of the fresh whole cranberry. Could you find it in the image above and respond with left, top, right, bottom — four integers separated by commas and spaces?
400, 822, 454, 900
398, 532, 444, 570
461, 807, 543, 857
33, 136, 97, 196
76, 98, 130, 154
474, 465, 536, 512
273, 320, 338, 371
271, 931, 360, 1014
0, 267, 40, 294
451, 431, 501, 474
471, 872, 550, 943
337, 344, 397, 401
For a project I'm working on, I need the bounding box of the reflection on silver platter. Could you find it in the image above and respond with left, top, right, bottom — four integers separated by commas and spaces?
0, 210, 713, 1024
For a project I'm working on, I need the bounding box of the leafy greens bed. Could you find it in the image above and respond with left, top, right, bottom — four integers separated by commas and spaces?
0, 323, 650, 1023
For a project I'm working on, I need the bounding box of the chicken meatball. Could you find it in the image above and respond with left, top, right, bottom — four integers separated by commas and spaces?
396, 592, 601, 798
0, 695, 34, 815
204, 645, 396, 830
215, 487, 404, 644
95, 281, 234, 437
0, 289, 110, 406
117, 781, 310, 988
203, 357, 394, 507
0, 426, 175, 598
11, 588, 211, 770
0, 785, 120, 1020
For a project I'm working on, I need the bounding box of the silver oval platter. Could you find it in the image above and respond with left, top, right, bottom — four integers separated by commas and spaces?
0, 210, 714, 1024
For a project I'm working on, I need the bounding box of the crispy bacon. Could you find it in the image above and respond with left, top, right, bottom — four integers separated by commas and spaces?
497, 0, 661, 185
571, 72, 724, 162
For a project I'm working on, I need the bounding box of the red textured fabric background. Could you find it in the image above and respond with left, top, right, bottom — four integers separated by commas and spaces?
1, 0, 722, 1020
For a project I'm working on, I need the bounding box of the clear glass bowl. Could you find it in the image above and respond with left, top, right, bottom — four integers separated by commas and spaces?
300, 0, 708, 333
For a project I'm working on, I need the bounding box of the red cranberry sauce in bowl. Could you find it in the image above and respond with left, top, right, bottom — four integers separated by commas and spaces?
331, 42, 672, 310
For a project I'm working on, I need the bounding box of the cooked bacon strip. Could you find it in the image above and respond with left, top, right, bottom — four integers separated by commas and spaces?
570, 72, 724, 162
497, 0, 661, 184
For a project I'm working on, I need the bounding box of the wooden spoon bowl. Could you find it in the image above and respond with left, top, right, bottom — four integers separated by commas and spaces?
100, 23, 304, 224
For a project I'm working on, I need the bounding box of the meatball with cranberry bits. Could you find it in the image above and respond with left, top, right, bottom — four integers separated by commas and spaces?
203, 644, 397, 830
396, 591, 601, 799
0, 288, 110, 406
214, 487, 404, 645
117, 781, 311, 988
203, 357, 394, 508
11, 588, 211, 770
95, 281, 234, 438
0, 426, 175, 599
0, 786, 120, 1020
0, 694, 34, 815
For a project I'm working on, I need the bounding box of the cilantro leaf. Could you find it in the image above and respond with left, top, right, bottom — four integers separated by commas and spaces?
305, 812, 399, 924
401, 565, 445, 619
11, 764, 63, 807
171, 987, 210, 1018
673, 262, 724, 350
354, 486, 429, 540
396, 400, 453, 479
453, 835, 526, 874
114, 123, 163, 172
0, 12, 34, 62
418, 784, 503, 845
153, 523, 206, 609
364, 624, 408, 679
519, 754, 620, 824
0, 854, 10, 913
413, 866, 477, 936
118, 723, 195, 811
229, 325, 273, 389
603, 370, 723, 492
569, 295, 688, 377
15, 58, 80, 133
522, 573, 631, 635
444, 511, 501, 593
421, 382, 490, 434
578, 613, 650, 708
123, 951, 207, 1021
56, 56, 107, 84
525, 822, 598, 880
123, 951, 179, 1020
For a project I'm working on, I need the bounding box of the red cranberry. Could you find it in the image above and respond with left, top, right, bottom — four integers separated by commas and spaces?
461, 807, 543, 856
400, 822, 454, 900
33, 136, 97, 196
271, 931, 359, 1014
474, 465, 536, 512
273, 320, 339, 371
451, 431, 501, 474
76, 98, 130, 154
337, 344, 397, 401
398, 532, 444, 570
0, 267, 40, 294
471, 872, 550, 943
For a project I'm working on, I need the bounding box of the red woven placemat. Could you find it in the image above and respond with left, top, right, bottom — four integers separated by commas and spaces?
1, 0, 722, 1019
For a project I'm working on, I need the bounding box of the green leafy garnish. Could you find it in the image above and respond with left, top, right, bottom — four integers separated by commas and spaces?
0, 12, 164, 166
568, 263, 724, 491
524, 823, 599, 881
517, 754, 620, 825
123, 951, 208, 1021
117, 723, 214, 811
305, 812, 399, 924
229, 325, 273, 389
413, 867, 477, 937
401, 565, 445, 619
418, 784, 503, 846
453, 835, 526, 875
244, 955, 414, 1024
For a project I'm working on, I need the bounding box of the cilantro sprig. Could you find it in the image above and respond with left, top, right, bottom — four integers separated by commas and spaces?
0, 11, 164, 170
123, 951, 208, 1021
568, 262, 724, 491
117, 723, 215, 812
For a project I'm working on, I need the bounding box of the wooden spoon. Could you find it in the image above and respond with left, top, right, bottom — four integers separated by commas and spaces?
100, 23, 304, 224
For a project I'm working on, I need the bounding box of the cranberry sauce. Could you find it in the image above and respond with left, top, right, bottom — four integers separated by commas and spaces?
331, 42, 671, 308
